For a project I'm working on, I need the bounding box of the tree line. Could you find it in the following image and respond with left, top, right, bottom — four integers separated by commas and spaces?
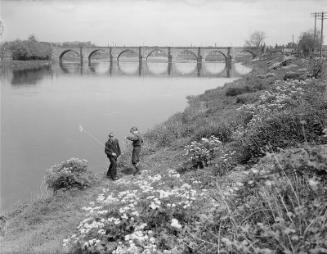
245, 30, 324, 58
0, 35, 95, 61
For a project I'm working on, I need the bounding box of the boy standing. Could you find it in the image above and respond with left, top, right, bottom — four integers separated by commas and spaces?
126, 127, 143, 175
105, 132, 121, 180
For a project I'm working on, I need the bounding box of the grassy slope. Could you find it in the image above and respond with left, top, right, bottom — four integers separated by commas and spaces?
1, 54, 325, 253
0, 147, 186, 253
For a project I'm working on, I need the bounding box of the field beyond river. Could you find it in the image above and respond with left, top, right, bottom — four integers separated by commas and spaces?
1, 53, 326, 254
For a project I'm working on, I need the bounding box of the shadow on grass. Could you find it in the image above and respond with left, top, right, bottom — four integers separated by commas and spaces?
120, 166, 135, 175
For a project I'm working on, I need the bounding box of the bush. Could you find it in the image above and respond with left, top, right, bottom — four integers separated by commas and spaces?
182, 145, 327, 254
225, 85, 251, 96
184, 136, 222, 169
237, 107, 327, 163
193, 121, 233, 143
233, 78, 327, 163
45, 158, 95, 192
236, 92, 260, 104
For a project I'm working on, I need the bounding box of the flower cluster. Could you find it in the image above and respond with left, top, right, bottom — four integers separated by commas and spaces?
235, 79, 312, 138
45, 158, 94, 192
63, 169, 210, 254
184, 136, 222, 169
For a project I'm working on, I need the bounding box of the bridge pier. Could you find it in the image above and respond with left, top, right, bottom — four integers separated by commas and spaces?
138, 47, 142, 76
168, 47, 173, 75
109, 47, 113, 66
197, 47, 202, 77
80, 47, 83, 66
226, 47, 232, 77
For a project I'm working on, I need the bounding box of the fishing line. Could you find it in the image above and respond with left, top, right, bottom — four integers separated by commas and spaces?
79, 124, 104, 147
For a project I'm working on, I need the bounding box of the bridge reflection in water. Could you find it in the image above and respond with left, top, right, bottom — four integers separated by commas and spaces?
58, 60, 251, 78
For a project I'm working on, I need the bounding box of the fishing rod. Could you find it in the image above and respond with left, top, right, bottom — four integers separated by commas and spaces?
79, 124, 129, 157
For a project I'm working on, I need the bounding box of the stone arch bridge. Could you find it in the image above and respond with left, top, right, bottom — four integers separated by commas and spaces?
52, 45, 255, 63
51, 46, 254, 77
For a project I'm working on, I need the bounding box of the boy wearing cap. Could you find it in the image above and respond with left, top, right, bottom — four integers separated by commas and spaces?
126, 127, 143, 175
105, 132, 121, 180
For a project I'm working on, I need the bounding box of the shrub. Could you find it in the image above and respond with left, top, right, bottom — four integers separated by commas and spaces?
225, 85, 251, 96
236, 92, 260, 104
45, 158, 95, 192
184, 136, 222, 169
182, 145, 327, 254
237, 107, 327, 163
234, 78, 327, 163
193, 121, 233, 143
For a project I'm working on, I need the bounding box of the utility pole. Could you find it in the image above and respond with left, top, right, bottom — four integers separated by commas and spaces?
311, 12, 318, 50
319, 12, 326, 58
312, 11, 326, 58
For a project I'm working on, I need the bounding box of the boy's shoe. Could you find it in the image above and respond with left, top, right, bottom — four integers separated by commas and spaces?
112, 176, 119, 181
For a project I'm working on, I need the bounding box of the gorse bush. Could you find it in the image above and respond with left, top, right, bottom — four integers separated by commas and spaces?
225, 85, 251, 96
179, 145, 327, 254
233, 78, 327, 163
193, 121, 233, 143
45, 158, 95, 192
184, 136, 222, 169
238, 108, 327, 163
225, 75, 271, 97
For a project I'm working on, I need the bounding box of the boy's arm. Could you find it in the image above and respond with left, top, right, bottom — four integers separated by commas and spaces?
126, 135, 138, 141
116, 140, 121, 155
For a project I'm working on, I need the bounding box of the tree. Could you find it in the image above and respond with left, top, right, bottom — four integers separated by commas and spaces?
8, 35, 51, 60
245, 31, 266, 49
28, 34, 37, 42
298, 30, 323, 57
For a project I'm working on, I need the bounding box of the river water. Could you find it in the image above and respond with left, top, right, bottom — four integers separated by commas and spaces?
0, 61, 251, 210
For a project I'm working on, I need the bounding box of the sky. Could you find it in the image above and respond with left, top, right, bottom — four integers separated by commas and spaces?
0, 0, 326, 46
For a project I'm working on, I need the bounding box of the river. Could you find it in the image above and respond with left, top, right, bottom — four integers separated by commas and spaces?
0, 61, 251, 210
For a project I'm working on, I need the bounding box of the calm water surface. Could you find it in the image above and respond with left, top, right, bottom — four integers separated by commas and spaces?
0, 62, 251, 210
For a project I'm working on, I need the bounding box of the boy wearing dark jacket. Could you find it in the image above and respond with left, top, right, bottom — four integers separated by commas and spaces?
105, 132, 121, 180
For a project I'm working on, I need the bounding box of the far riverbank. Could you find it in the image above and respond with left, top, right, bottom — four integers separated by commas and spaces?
0, 60, 51, 71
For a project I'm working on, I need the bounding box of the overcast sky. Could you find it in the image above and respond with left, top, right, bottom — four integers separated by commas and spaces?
1, 0, 326, 46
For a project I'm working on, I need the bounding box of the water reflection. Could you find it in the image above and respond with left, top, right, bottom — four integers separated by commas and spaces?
174, 61, 197, 75
146, 62, 168, 75
234, 63, 252, 75
11, 66, 51, 85
59, 62, 82, 74
118, 61, 139, 75
89, 61, 110, 74
3, 61, 252, 86
204, 62, 226, 74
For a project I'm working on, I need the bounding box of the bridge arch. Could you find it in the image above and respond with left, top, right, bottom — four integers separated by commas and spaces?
117, 49, 138, 62
204, 50, 227, 62
88, 49, 107, 65
146, 48, 168, 62
59, 49, 80, 63
176, 49, 198, 61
